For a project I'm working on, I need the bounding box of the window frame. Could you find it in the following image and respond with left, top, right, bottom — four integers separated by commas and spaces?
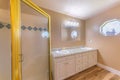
100, 19, 120, 36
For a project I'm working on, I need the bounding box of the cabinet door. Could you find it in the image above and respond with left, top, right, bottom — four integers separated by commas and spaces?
66, 59, 76, 78
82, 54, 89, 70
93, 53, 97, 65
76, 57, 83, 73
55, 61, 67, 80
88, 52, 97, 67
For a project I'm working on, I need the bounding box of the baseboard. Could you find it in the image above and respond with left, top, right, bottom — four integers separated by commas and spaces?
97, 63, 120, 76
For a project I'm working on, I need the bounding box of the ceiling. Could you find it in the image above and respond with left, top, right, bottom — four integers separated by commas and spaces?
32, 0, 120, 20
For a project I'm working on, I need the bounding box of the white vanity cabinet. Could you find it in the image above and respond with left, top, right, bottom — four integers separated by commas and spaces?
75, 53, 83, 73
75, 51, 97, 73
53, 50, 97, 80
88, 51, 97, 67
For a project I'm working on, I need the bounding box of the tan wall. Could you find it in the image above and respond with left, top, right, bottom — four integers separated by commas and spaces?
43, 8, 85, 48
86, 4, 120, 71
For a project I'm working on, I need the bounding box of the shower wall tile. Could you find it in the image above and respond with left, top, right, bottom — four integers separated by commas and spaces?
0, 22, 48, 32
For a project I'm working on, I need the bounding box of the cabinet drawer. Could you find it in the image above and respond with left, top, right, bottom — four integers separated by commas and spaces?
55, 55, 74, 63
88, 50, 97, 54
66, 55, 75, 60
55, 57, 67, 63
75, 53, 82, 58
82, 52, 90, 56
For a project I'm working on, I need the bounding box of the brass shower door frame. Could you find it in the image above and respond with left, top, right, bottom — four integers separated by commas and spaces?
10, 0, 52, 80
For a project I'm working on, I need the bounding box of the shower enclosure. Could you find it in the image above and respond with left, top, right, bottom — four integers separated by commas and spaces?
0, 0, 52, 80
21, 1, 51, 80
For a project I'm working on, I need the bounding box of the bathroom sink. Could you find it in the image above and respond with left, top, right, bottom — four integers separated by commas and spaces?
80, 47, 93, 50
53, 50, 71, 57
55, 50, 70, 55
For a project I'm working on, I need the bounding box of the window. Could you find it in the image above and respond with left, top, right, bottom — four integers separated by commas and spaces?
100, 19, 120, 36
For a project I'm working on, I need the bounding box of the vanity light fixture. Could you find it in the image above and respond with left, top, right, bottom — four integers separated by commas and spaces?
64, 20, 79, 28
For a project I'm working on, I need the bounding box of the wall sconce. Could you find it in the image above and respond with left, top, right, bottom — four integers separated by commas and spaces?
64, 20, 79, 28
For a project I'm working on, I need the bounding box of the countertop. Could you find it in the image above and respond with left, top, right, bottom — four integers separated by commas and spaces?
52, 47, 97, 58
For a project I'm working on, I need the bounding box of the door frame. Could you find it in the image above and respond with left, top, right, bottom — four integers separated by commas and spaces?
10, 0, 52, 80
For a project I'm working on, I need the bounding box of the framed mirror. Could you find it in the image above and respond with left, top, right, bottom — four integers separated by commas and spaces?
61, 20, 80, 41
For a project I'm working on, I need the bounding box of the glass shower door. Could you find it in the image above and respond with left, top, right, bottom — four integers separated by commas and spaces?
21, 2, 49, 80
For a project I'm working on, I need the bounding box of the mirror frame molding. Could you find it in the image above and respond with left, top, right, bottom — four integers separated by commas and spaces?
10, 0, 52, 80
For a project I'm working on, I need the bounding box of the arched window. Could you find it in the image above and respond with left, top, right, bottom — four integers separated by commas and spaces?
100, 19, 120, 36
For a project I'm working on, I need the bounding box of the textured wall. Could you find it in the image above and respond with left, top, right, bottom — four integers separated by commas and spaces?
86, 4, 120, 71
43, 8, 85, 48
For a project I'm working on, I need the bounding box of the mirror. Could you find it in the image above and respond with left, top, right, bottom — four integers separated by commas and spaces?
61, 20, 80, 41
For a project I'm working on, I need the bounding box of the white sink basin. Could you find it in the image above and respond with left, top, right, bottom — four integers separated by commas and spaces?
55, 50, 70, 54
80, 47, 93, 50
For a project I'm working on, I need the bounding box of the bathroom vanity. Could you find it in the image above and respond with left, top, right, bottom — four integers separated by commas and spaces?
52, 47, 97, 80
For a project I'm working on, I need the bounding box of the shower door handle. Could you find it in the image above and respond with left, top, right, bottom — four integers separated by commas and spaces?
19, 54, 24, 62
